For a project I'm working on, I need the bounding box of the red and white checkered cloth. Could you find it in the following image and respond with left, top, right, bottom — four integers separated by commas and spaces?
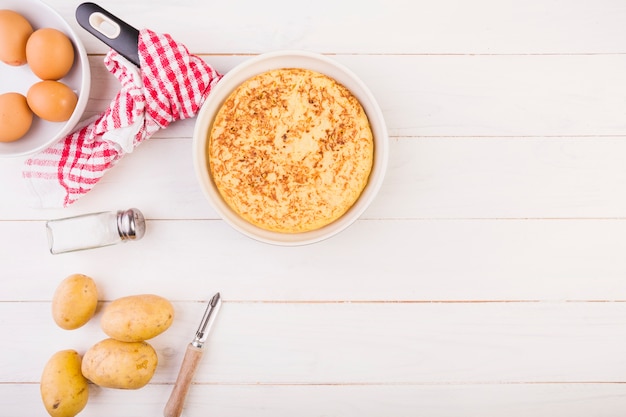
23, 29, 222, 208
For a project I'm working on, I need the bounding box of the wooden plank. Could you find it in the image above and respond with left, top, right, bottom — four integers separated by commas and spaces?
4, 137, 626, 220
44, 0, 626, 55
82, 54, 626, 138
376, 137, 626, 219
4, 382, 626, 417
2, 218, 626, 301
3, 301, 626, 384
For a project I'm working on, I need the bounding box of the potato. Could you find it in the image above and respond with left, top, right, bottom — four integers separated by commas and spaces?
81, 338, 158, 389
101, 294, 174, 342
52, 274, 98, 330
40, 350, 89, 417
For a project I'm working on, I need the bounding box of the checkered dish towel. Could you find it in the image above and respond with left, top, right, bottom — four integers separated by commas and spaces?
23, 29, 222, 208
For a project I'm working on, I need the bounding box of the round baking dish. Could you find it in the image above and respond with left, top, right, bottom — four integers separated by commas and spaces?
0, 0, 90, 158
192, 50, 388, 245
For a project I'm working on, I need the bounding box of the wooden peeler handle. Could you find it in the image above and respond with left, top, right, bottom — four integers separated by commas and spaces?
163, 344, 205, 417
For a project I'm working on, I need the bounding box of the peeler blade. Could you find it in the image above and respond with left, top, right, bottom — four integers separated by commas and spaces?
192, 292, 221, 348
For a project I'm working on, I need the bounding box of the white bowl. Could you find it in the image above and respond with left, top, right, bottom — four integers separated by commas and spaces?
193, 50, 389, 246
0, 0, 90, 158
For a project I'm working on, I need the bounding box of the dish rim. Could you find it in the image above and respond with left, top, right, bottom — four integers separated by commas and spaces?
192, 50, 389, 246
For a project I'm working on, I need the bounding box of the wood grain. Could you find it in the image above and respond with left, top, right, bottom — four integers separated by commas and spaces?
2, 218, 626, 301
1, 0, 625, 415
43, 0, 626, 55
4, 137, 626, 220
2, 301, 626, 384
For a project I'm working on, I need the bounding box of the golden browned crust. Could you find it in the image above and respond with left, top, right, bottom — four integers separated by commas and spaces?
208, 68, 374, 233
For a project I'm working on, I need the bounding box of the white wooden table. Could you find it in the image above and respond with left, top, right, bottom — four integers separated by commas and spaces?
2, 0, 626, 415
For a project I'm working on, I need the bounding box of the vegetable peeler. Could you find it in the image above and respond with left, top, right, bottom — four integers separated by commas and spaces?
164, 292, 222, 417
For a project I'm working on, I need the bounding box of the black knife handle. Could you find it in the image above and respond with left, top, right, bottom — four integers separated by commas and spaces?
76, 2, 140, 67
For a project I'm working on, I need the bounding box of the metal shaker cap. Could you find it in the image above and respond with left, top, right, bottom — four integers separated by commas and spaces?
117, 208, 146, 241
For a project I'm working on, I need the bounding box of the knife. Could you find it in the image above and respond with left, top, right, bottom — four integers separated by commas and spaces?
164, 292, 222, 417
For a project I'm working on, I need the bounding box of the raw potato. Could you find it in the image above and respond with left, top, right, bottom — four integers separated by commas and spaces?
81, 338, 158, 389
101, 294, 174, 342
52, 274, 98, 330
40, 350, 89, 417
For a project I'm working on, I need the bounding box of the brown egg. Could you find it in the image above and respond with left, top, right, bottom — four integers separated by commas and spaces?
27, 80, 77, 122
0, 10, 33, 66
26, 28, 74, 80
0, 93, 33, 142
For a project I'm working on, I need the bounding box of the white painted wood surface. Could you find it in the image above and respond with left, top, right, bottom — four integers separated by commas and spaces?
2, 0, 626, 415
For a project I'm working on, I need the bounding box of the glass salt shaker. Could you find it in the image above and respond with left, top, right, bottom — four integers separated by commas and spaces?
46, 208, 146, 254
